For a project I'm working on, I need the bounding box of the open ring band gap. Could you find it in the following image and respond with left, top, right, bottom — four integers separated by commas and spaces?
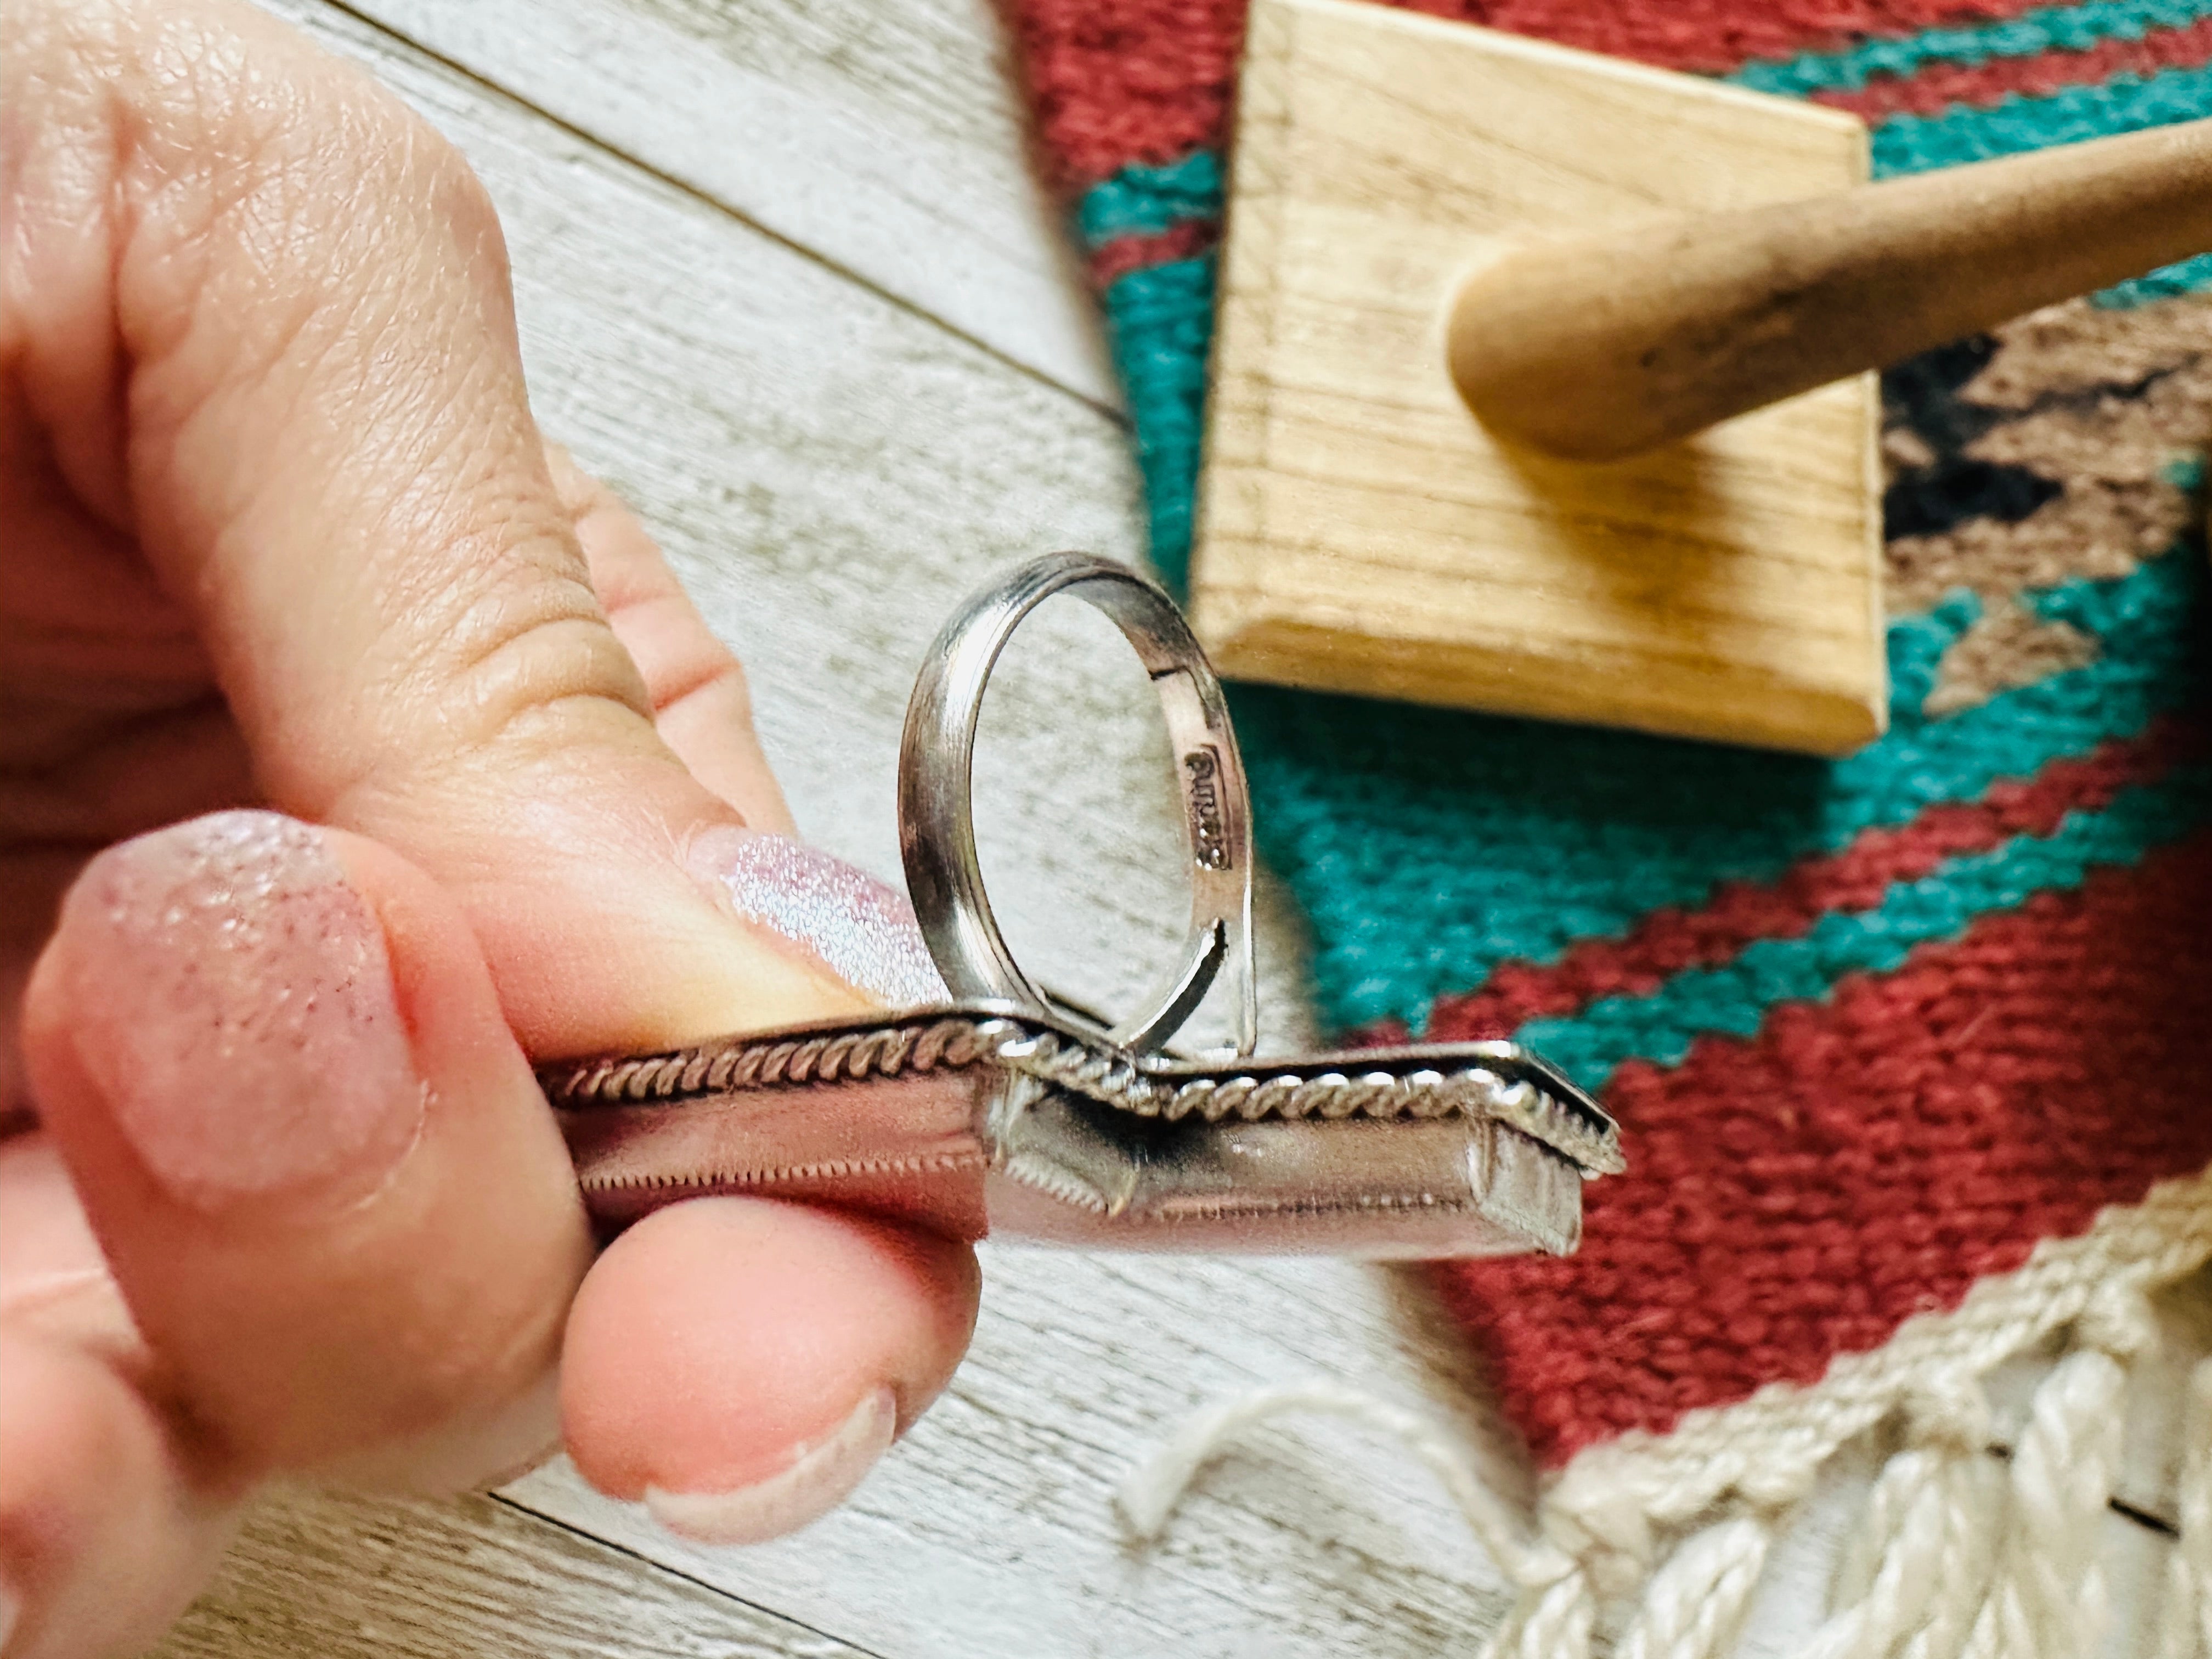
898, 554, 1259, 1058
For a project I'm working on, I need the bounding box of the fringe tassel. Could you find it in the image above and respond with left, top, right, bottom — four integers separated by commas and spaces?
1479, 1567, 1595, 1659
1959, 1286, 2149, 1659
2157, 1356, 2212, 1659
1895, 1457, 2005, 1659
1799, 1388, 1996, 1659
1613, 1517, 1770, 1659
1120, 1280, 2204, 1658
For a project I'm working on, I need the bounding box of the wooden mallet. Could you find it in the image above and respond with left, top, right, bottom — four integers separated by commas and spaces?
1451, 112, 2212, 462
1188, 0, 2211, 755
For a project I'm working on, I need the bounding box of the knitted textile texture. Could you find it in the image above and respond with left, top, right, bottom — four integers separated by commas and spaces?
1003, 0, 2212, 1649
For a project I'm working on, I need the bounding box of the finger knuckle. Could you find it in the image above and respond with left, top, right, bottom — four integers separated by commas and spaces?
391, 539, 657, 780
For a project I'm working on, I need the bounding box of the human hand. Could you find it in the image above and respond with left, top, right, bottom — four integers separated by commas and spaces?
0, 2, 978, 1651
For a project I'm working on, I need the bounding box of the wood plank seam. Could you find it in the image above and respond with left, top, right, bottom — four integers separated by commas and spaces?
315, 0, 1125, 422
488, 1494, 900, 1659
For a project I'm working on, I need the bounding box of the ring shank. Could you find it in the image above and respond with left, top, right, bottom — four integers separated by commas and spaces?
898, 554, 1257, 1056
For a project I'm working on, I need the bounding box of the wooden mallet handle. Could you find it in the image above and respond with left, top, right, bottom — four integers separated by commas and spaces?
1447, 116, 2212, 462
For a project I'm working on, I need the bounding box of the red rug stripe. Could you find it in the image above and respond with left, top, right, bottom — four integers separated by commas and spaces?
1424, 719, 2197, 1044
1088, 221, 1221, 286
1814, 15, 2212, 119
1432, 830, 2212, 1469
1003, 0, 2056, 188
1400, 0, 2052, 74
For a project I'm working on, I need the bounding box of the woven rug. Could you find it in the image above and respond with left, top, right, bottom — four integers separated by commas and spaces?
1003, 1, 2212, 1651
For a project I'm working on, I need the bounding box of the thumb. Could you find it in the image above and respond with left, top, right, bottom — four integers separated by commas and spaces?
12, 0, 853, 1055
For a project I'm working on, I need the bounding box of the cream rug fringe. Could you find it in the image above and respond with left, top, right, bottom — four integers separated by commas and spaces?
1121, 1166, 2212, 1658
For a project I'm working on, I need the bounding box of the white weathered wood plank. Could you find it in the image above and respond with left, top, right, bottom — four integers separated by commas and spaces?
150, 1486, 870, 1659
506, 1254, 1531, 1658
336, 0, 1119, 408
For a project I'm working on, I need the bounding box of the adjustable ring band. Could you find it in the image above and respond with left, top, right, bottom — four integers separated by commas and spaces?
898, 553, 1257, 1057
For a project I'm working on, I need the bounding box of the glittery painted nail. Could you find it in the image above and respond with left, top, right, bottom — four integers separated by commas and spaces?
61, 811, 425, 1210
645, 1386, 896, 1548
687, 827, 946, 1009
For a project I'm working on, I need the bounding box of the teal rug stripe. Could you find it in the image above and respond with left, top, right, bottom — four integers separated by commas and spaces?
1515, 763, 2212, 1087
2090, 250, 2212, 307
1729, 0, 2212, 98
1871, 59, 2212, 171
1237, 544, 2206, 1030
1075, 151, 1223, 245
1100, 254, 1216, 590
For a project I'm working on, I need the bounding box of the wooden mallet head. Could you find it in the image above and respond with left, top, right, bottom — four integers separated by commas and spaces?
1188, 0, 2210, 756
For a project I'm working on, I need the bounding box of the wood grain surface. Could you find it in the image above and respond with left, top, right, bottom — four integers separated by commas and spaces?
155, 1486, 872, 1659
1192, 0, 1888, 758
150, 1, 2192, 1655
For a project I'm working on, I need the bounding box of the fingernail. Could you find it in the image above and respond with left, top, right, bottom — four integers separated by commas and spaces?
686, 827, 946, 1009
61, 810, 426, 1210
645, 1386, 896, 1547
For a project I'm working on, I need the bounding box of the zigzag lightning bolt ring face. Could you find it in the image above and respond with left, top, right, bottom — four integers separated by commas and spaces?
540, 556, 1620, 1256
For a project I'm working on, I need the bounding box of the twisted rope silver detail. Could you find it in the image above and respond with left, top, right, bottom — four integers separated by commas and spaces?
542, 1015, 1623, 1175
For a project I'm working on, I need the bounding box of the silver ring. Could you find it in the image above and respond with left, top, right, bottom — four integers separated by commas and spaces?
899, 553, 1257, 1057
